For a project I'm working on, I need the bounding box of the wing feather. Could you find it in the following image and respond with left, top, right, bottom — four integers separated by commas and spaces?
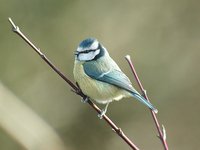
83, 62, 136, 93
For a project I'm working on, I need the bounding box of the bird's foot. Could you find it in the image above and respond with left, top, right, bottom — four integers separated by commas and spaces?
98, 109, 106, 119
81, 96, 89, 103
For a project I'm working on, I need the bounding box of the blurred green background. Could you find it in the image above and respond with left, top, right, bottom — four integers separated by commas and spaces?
0, 0, 200, 149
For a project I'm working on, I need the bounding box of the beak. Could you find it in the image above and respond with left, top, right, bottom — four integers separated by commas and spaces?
74, 51, 79, 56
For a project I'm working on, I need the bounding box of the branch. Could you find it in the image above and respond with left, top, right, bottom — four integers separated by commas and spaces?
8, 18, 140, 150
125, 55, 168, 150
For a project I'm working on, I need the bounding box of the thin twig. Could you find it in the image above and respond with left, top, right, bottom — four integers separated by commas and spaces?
125, 55, 169, 150
8, 18, 139, 150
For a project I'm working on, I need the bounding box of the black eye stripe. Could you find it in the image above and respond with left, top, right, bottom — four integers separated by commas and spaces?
82, 49, 96, 54
75, 43, 101, 56
78, 44, 100, 54
74, 50, 96, 56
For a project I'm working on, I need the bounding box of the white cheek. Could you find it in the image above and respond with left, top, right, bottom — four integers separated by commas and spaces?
78, 49, 100, 61
78, 53, 93, 61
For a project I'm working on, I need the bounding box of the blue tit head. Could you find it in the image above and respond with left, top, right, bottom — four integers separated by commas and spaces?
74, 38, 107, 62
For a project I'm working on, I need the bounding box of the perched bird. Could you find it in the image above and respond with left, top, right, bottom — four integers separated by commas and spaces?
73, 38, 158, 118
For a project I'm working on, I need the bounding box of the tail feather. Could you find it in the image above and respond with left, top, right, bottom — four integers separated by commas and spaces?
132, 93, 158, 113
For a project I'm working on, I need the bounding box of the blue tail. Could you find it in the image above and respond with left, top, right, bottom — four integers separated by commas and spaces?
131, 93, 158, 113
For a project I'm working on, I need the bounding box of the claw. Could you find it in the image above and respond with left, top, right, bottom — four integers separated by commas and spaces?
81, 97, 88, 103
98, 109, 106, 119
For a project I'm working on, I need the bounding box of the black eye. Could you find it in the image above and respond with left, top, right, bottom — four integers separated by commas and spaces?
84, 49, 96, 53
85, 50, 90, 53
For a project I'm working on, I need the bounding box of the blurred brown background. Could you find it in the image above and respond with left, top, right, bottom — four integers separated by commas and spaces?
0, 0, 200, 149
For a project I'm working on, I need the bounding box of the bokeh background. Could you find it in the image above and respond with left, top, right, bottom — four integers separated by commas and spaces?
0, 0, 200, 149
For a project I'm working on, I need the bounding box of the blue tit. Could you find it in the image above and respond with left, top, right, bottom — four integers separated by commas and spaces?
73, 38, 158, 118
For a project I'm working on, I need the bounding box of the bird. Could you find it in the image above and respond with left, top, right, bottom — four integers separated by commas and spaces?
73, 38, 158, 118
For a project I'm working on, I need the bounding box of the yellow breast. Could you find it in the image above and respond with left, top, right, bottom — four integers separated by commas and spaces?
73, 60, 128, 104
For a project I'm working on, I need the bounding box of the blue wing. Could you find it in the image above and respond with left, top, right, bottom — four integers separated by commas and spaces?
83, 62, 136, 93
83, 62, 158, 113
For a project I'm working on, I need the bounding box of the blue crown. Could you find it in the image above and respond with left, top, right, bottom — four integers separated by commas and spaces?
79, 38, 97, 48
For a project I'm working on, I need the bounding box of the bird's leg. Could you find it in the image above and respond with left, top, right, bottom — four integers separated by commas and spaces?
98, 103, 110, 119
